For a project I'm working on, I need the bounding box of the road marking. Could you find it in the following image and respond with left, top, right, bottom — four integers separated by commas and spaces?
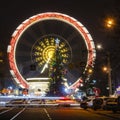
10, 108, 26, 120
44, 108, 52, 120
0, 108, 13, 115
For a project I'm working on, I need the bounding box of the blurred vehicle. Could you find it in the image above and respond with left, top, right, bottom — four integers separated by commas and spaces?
5, 98, 27, 107
56, 97, 76, 107
92, 97, 110, 110
80, 98, 94, 109
105, 96, 120, 113
80, 96, 109, 110
45, 99, 56, 104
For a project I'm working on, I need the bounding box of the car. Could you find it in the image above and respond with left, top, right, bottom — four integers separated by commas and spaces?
103, 97, 117, 110
80, 98, 94, 109
104, 96, 120, 113
5, 98, 27, 107
92, 97, 106, 110
80, 96, 109, 110
92, 97, 110, 110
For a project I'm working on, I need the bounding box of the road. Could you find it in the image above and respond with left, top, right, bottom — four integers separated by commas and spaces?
0, 107, 120, 120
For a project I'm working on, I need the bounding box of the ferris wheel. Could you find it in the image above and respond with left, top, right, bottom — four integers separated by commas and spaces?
7, 12, 96, 90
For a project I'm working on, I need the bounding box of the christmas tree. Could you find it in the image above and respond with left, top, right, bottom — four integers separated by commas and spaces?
47, 38, 66, 96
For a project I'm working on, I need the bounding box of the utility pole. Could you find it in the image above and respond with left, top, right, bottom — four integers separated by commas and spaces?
107, 52, 112, 96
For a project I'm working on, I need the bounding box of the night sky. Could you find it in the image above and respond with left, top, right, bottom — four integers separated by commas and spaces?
0, 0, 120, 91
0, 0, 116, 49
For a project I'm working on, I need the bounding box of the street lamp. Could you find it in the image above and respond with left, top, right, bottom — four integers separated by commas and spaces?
102, 53, 112, 96
105, 17, 116, 29
97, 45, 112, 96
102, 66, 108, 72
96, 44, 102, 50
104, 17, 117, 96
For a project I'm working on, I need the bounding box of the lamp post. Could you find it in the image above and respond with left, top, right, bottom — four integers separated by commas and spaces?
107, 52, 112, 96
97, 44, 112, 96
103, 17, 116, 96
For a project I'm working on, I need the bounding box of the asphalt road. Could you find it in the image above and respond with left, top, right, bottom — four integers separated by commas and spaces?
0, 107, 120, 120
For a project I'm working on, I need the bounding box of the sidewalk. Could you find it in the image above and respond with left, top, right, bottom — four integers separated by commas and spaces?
87, 108, 120, 119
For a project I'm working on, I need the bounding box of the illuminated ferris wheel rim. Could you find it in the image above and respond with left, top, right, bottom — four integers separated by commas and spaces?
7, 12, 96, 89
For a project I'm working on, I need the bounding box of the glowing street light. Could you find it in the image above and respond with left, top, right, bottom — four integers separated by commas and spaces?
96, 44, 102, 50
107, 19, 114, 28
102, 66, 108, 72
105, 17, 116, 29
